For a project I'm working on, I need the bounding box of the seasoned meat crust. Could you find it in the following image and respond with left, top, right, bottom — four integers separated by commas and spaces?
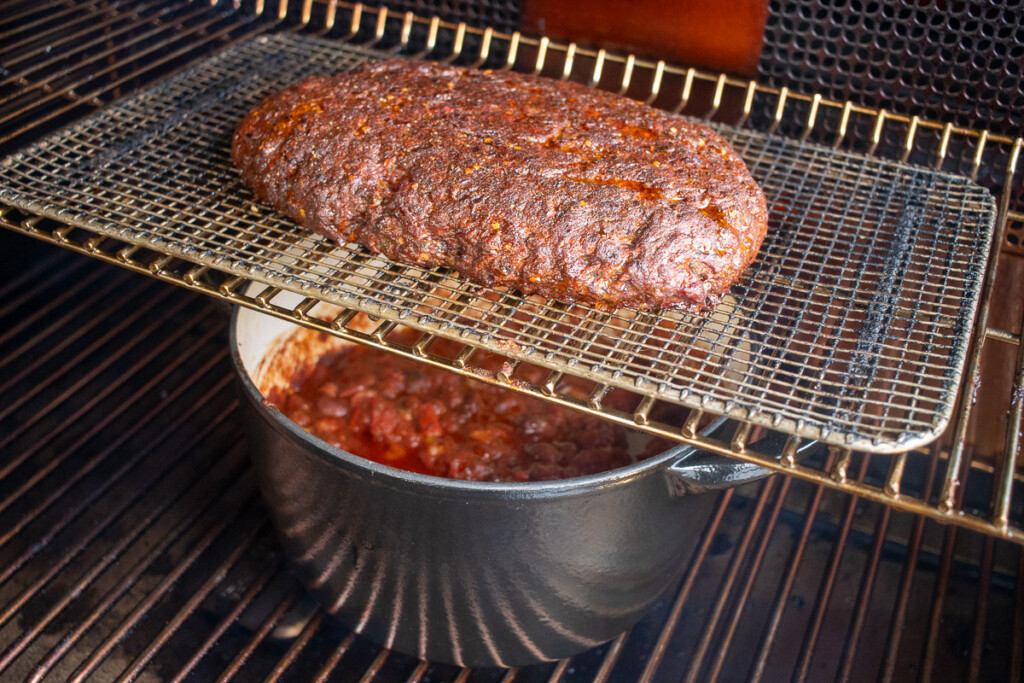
231, 60, 768, 311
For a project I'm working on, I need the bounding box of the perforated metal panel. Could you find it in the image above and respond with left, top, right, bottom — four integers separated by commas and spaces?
759, 0, 1024, 139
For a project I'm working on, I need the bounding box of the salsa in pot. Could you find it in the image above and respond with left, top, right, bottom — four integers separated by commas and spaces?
267, 331, 677, 482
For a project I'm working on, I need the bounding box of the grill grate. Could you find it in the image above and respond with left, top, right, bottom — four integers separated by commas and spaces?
0, 0, 1020, 543
0, 1, 1023, 679
356, 0, 521, 34
0, 236, 1021, 681
0, 32, 997, 453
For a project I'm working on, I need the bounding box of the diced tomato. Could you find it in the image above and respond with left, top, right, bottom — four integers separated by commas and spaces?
266, 330, 648, 482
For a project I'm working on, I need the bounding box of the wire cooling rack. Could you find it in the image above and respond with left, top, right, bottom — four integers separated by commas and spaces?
0, 33, 996, 452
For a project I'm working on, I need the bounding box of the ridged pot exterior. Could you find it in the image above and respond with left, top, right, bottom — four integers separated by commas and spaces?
240, 393, 705, 668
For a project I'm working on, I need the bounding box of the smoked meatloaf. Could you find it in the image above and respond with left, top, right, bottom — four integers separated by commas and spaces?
231, 60, 768, 311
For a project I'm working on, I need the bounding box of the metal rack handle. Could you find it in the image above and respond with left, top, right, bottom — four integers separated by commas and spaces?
669, 430, 820, 495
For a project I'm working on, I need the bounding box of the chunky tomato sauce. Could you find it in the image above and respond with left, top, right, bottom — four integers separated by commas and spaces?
268, 331, 675, 482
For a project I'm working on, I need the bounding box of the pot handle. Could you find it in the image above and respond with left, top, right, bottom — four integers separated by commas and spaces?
667, 428, 819, 495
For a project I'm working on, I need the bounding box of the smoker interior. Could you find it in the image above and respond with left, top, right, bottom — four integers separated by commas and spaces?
1, 1, 1023, 681
2, 232, 1022, 681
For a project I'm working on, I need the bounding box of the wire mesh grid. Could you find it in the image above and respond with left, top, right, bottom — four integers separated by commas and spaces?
0, 32, 997, 452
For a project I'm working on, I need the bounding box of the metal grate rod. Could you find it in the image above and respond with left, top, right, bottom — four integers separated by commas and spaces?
0, 13, 266, 145
749, 462, 833, 681
794, 455, 873, 683
67, 479, 261, 683
994, 322, 1024, 528
837, 502, 893, 681
0, 372, 233, 589
309, 632, 358, 683
592, 633, 627, 683
986, 327, 1021, 345
884, 453, 908, 497
968, 537, 997, 683
0, 262, 106, 348
355, 648, 391, 683
685, 478, 782, 681
0, 0, 98, 40
0, 277, 171, 401
880, 448, 941, 681
401, 660, 430, 683
919, 526, 959, 681
705, 477, 795, 681
1, 296, 209, 488
0, 2, 222, 115
0, 349, 232, 560
0, 298, 217, 470
639, 490, 736, 683
0, 247, 82, 314
264, 610, 329, 683
5, 435, 247, 680
940, 139, 1022, 513
0, 387, 237, 675
1, 0, 142, 57
546, 659, 570, 682
115, 519, 271, 682
170, 563, 287, 683
0, 283, 188, 430
215, 590, 300, 682
0, 0, 189, 89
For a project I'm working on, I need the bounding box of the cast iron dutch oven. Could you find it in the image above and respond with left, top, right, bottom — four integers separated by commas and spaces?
230, 300, 811, 667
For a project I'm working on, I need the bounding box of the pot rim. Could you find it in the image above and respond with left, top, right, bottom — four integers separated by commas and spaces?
230, 304, 729, 497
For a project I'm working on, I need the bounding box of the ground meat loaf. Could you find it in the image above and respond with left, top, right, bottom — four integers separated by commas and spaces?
231, 60, 768, 311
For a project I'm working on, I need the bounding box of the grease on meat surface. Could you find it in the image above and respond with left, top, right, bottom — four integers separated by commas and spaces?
232, 59, 768, 312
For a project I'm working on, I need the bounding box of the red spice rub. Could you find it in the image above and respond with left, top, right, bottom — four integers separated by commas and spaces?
232, 60, 768, 311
